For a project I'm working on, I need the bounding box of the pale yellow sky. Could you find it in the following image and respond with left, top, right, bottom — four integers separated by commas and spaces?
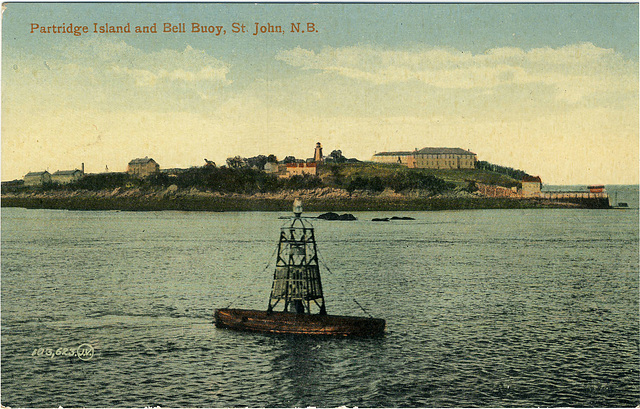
2, 3, 638, 185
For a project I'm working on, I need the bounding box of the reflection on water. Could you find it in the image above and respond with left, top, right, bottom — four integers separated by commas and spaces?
1, 195, 639, 407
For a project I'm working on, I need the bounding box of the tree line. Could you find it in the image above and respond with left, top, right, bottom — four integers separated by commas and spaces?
475, 161, 530, 180
225, 150, 358, 169
344, 172, 455, 195
3, 164, 456, 196
2, 167, 323, 195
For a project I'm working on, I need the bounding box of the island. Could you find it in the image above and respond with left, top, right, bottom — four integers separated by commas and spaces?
1, 157, 611, 212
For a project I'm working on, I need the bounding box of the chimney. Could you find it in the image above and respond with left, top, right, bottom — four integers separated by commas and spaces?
81, 163, 85, 174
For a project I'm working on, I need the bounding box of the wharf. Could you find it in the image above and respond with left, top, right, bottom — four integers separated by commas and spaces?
539, 191, 610, 208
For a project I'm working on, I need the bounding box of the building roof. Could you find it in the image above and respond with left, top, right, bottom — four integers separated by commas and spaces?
522, 175, 542, 183
374, 147, 476, 156
373, 151, 413, 157
416, 147, 476, 156
286, 162, 317, 168
24, 171, 50, 177
52, 169, 82, 176
128, 157, 157, 165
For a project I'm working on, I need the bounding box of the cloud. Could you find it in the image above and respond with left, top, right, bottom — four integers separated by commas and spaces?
61, 39, 231, 86
275, 43, 638, 102
111, 65, 229, 87
2, 37, 232, 114
2, 39, 637, 184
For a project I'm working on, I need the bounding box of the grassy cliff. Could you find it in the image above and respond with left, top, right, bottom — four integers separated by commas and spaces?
317, 162, 521, 190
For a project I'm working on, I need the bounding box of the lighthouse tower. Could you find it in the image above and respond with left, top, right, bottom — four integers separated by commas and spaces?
314, 142, 323, 163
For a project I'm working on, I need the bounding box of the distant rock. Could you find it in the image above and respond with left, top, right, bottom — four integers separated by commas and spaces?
317, 212, 357, 221
372, 216, 415, 221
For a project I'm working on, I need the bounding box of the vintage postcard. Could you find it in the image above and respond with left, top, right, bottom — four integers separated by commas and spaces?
1, 2, 638, 408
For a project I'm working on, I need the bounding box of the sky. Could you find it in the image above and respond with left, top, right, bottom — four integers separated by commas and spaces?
2, 2, 638, 185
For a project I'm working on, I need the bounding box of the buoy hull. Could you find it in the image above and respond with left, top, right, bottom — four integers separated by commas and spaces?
214, 308, 385, 337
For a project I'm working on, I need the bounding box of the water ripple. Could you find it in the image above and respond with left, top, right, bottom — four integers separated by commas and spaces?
2, 207, 638, 407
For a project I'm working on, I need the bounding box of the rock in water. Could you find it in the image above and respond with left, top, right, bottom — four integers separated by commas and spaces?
317, 212, 357, 221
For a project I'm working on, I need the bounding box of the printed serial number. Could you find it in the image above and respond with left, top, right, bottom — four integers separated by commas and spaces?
31, 343, 94, 361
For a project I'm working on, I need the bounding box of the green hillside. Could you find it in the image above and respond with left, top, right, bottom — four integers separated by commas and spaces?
2, 161, 523, 198
2, 161, 608, 211
318, 162, 521, 190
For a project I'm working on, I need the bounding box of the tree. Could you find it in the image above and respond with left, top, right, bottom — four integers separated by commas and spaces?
226, 156, 247, 169
246, 155, 268, 170
475, 160, 530, 181
326, 150, 347, 163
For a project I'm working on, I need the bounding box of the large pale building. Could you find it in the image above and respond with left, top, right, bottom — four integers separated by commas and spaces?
372, 147, 477, 169
24, 171, 51, 186
51, 164, 84, 184
127, 157, 159, 177
372, 151, 414, 165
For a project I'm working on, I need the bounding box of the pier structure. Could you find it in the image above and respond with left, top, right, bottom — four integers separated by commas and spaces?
539, 191, 610, 208
476, 182, 610, 208
539, 191, 609, 200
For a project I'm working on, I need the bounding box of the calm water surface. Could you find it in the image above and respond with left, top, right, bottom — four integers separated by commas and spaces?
2, 187, 639, 407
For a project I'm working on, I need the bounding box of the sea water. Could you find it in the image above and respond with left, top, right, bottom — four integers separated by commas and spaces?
2, 186, 638, 407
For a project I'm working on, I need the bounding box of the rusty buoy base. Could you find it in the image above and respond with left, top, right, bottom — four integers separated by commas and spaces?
215, 308, 385, 337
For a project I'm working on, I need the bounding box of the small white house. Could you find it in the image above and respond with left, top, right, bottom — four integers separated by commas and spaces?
521, 176, 542, 197
264, 162, 280, 173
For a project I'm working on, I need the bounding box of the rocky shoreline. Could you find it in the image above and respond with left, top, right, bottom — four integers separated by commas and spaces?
1, 185, 600, 211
